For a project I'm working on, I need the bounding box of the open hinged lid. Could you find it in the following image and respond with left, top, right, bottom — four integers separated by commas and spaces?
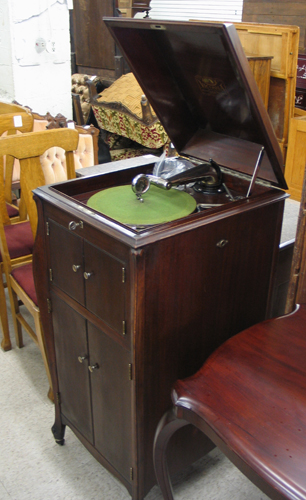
104, 18, 287, 190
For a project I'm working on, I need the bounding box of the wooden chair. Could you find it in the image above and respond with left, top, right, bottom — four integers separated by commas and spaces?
0, 111, 34, 217
153, 171, 306, 498
0, 128, 79, 400
0, 112, 35, 351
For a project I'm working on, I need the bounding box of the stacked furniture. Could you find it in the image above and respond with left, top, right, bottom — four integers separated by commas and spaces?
90, 72, 169, 160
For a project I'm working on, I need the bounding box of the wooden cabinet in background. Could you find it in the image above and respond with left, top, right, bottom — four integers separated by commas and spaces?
71, 0, 116, 77
284, 115, 306, 201
235, 22, 300, 160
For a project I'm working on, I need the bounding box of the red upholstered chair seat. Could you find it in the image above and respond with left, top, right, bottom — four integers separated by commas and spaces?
0, 221, 34, 262
11, 262, 37, 306
6, 203, 19, 218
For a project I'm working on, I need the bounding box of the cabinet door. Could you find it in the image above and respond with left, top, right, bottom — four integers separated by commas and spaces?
51, 292, 93, 444
84, 241, 126, 335
49, 220, 85, 305
88, 323, 132, 483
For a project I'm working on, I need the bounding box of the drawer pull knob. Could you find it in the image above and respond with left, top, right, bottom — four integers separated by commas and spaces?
78, 355, 87, 363
83, 271, 93, 280
88, 363, 99, 373
72, 264, 81, 272
68, 220, 83, 231
216, 239, 229, 248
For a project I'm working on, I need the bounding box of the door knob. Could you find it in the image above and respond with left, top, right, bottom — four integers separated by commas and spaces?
88, 363, 99, 373
83, 271, 93, 280
72, 264, 81, 272
68, 220, 83, 231
78, 355, 88, 363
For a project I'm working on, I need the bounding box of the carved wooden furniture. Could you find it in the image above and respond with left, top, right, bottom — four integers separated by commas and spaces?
0, 129, 78, 398
153, 303, 306, 500
89, 72, 169, 161
32, 20, 288, 500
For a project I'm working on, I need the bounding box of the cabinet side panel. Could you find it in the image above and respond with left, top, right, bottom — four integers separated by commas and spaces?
136, 200, 283, 494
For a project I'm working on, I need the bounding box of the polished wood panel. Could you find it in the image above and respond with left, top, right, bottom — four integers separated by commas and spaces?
154, 304, 306, 500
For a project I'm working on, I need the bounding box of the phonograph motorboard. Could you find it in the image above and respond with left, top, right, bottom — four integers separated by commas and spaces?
33, 20, 288, 500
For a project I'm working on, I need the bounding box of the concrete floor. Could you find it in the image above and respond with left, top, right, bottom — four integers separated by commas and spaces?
0, 198, 300, 500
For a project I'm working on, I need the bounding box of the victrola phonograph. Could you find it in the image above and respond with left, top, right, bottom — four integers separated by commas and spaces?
33, 19, 288, 500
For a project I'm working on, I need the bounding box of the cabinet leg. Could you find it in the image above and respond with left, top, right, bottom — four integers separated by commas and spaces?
52, 421, 66, 445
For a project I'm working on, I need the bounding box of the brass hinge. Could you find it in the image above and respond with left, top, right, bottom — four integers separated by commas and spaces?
47, 298, 52, 313
122, 267, 126, 283
130, 467, 133, 481
56, 392, 61, 405
129, 363, 133, 381
122, 320, 126, 336
49, 268, 53, 281
46, 221, 50, 236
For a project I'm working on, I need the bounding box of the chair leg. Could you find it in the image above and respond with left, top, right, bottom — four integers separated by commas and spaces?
153, 409, 190, 500
33, 313, 53, 402
0, 272, 12, 351
6, 281, 23, 348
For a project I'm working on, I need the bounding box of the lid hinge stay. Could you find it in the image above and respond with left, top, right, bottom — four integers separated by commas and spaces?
246, 147, 265, 198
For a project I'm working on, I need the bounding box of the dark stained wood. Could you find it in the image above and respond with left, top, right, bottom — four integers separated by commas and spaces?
33, 162, 286, 499
72, 0, 116, 71
154, 304, 306, 500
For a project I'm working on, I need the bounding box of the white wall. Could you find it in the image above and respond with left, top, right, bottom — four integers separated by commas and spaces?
149, 0, 243, 22
0, 0, 14, 99
0, 0, 72, 118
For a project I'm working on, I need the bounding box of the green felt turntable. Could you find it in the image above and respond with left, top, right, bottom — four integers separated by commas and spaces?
87, 184, 197, 226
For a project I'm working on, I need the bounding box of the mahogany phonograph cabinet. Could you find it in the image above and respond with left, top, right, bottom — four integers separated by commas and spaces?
33, 20, 288, 500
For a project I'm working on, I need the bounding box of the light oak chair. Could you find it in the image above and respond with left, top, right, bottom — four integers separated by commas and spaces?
153, 169, 306, 498
0, 112, 35, 351
0, 110, 34, 218
0, 128, 79, 400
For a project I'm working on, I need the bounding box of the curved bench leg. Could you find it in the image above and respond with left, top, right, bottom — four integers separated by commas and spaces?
153, 408, 190, 500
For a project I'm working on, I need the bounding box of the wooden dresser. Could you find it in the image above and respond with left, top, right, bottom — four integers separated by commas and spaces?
33, 21, 288, 500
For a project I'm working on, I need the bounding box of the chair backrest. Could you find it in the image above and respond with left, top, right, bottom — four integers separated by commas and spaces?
0, 128, 79, 236
0, 101, 29, 115
0, 111, 34, 209
74, 124, 99, 167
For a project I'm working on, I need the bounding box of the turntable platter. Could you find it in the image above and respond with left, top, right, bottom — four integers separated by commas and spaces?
87, 184, 197, 225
